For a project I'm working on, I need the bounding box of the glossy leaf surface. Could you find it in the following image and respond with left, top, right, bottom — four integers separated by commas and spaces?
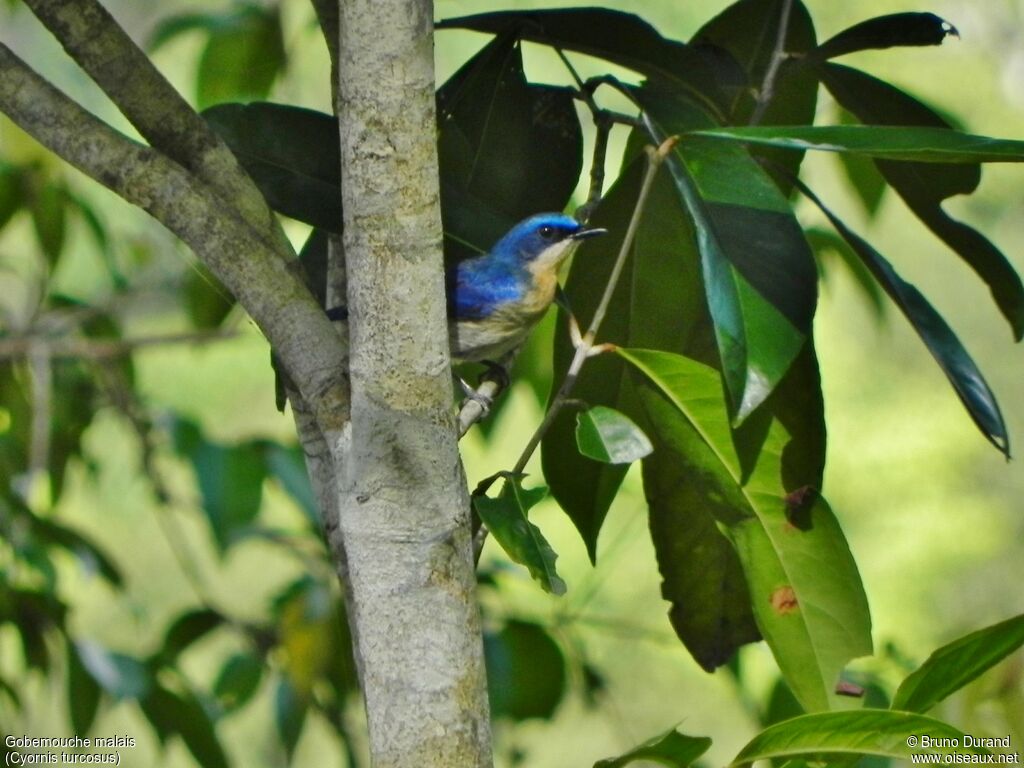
473, 479, 566, 595
815, 12, 957, 60
797, 181, 1009, 456
594, 727, 712, 768
820, 63, 1024, 339
892, 613, 1024, 713
731, 710, 988, 766
575, 406, 653, 464
619, 348, 871, 710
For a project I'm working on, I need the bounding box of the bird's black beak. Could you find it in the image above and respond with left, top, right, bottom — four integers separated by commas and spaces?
571, 227, 608, 240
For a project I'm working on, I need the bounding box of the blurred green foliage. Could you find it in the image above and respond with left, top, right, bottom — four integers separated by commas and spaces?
0, 1, 1022, 767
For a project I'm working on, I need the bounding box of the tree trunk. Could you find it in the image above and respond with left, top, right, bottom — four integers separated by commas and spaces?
329, 0, 493, 765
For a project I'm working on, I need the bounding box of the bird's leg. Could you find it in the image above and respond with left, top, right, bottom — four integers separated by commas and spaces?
458, 375, 494, 417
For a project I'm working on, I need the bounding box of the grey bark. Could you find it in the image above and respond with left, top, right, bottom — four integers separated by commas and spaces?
332, 0, 493, 765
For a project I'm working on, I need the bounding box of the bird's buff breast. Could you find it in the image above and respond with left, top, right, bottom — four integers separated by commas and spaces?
450, 267, 558, 362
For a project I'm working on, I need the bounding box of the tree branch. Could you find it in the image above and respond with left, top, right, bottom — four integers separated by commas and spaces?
21, 0, 288, 252
0, 43, 349, 434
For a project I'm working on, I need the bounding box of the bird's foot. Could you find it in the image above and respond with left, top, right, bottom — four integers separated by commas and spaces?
458, 376, 494, 417
478, 359, 510, 390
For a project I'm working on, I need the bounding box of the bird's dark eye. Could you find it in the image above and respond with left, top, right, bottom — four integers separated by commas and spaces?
538, 225, 556, 240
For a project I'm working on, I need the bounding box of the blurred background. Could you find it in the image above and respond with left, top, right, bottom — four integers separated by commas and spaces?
1, 0, 1022, 765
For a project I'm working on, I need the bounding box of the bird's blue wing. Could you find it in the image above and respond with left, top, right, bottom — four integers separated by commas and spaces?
447, 260, 519, 321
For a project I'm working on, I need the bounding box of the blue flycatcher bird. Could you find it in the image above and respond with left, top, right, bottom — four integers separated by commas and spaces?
447, 212, 606, 363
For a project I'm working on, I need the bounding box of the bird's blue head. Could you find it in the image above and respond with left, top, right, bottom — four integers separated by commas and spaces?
490, 213, 606, 272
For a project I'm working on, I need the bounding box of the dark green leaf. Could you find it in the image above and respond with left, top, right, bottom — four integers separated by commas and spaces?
76, 641, 152, 700
473, 479, 566, 595
203, 102, 341, 231
437, 31, 582, 261
821, 63, 1024, 340
691, 0, 818, 189
815, 13, 957, 60
172, 421, 268, 551
147, 12, 220, 52
805, 227, 885, 316
731, 710, 989, 766
437, 7, 742, 120
213, 653, 264, 714
575, 406, 653, 464
834, 107, 887, 217
67, 638, 101, 735
0, 162, 24, 230
484, 620, 566, 721
641, 95, 816, 420
197, 4, 286, 109
183, 263, 235, 329
30, 516, 123, 587
619, 348, 871, 711
263, 443, 319, 527
594, 727, 712, 768
30, 181, 67, 266
639, 393, 761, 671
274, 677, 308, 761
157, 609, 225, 665
796, 180, 1009, 456
141, 683, 229, 768
692, 124, 1024, 163
5, 588, 67, 671
892, 614, 1024, 713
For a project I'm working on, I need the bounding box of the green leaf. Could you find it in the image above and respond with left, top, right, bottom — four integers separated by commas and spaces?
639, 393, 762, 671
692, 124, 1024, 163
893, 614, 1024, 713
820, 63, 1024, 340
197, 3, 286, 109
473, 479, 566, 595
796, 180, 1009, 457
0, 162, 24, 230
437, 7, 742, 120
641, 95, 816, 421
203, 102, 341, 231
833, 107, 887, 218
594, 727, 712, 768
156, 609, 225, 665
30, 180, 67, 267
263, 443, 319, 527
575, 406, 653, 464
805, 227, 885, 315
147, 12, 220, 52
691, 0, 819, 189
172, 421, 268, 551
29, 515, 123, 587
619, 348, 871, 711
67, 638, 101, 735
183, 263, 235, 329
213, 653, 264, 715
437, 31, 582, 261
815, 13, 957, 60
76, 641, 152, 700
274, 677, 308, 762
731, 710, 990, 766
141, 683, 229, 768
542, 159, 650, 561
484, 620, 566, 721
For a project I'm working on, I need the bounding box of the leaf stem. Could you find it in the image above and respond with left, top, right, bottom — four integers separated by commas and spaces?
511, 137, 675, 480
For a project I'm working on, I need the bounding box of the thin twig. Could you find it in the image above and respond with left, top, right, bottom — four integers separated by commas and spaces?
473, 137, 676, 560
25, 340, 52, 500
0, 330, 238, 361
749, 0, 794, 125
